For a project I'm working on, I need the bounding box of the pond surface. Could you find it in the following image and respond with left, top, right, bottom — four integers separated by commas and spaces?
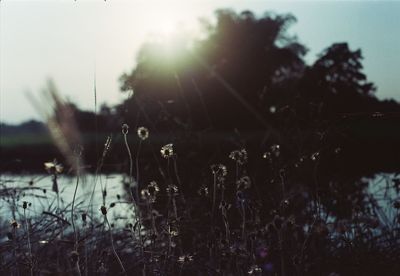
0, 173, 136, 233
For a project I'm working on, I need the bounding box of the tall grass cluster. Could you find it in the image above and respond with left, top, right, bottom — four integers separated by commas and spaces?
1, 120, 399, 276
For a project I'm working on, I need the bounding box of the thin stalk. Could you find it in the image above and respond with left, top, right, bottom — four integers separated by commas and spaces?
123, 132, 134, 188
212, 174, 217, 219
136, 140, 142, 200
104, 215, 126, 275
24, 209, 33, 276
71, 171, 79, 251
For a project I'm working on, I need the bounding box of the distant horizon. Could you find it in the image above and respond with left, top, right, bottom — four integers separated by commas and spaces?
1, 0, 399, 124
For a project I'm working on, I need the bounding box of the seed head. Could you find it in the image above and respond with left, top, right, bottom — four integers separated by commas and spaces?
229, 148, 248, 165
137, 127, 149, 140
10, 220, 20, 229
166, 185, 179, 196
44, 159, 63, 174
237, 176, 251, 190
148, 181, 160, 196
211, 164, 227, 177
121, 123, 129, 135
177, 254, 194, 264
197, 185, 209, 196
161, 144, 174, 158
100, 206, 107, 215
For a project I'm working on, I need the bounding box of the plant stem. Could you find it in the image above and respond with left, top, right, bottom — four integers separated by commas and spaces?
24, 209, 33, 276
105, 215, 126, 275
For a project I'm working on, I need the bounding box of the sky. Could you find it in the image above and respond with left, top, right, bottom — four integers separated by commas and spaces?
0, 0, 399, 124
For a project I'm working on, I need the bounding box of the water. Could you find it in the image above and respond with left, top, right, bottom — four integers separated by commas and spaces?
0, 173, 396, 228
0, 173, 136, 232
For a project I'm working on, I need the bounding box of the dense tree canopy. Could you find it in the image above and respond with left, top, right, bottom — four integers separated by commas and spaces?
119, 10, 309, 130
118, 9, 393, 134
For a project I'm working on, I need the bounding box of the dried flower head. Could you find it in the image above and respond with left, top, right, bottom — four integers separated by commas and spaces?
248, 265, 262, 275
211, 164, 228, 177
100, 206, 107, 215
311, 151, 320, 161
197, 185, 209, 196
121, 123, 129, 135
10, 220, 20, 229
161, 144, 174, 158
166, 185, 179, 196
177, 254, 194, 264
237, 176, 251, 190
263, 151, 272, 161
270, 144, 280, 157
137, 127, 149, 141
141, 189, 151, 201
229, 148, 248, 165
148, 181, 160, 196
44, 159, 63, 174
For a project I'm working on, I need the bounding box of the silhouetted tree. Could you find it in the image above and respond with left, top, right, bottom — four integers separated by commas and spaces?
119, 9, 307, 131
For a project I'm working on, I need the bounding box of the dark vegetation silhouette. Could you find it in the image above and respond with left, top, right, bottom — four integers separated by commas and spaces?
1, 9, 400, 275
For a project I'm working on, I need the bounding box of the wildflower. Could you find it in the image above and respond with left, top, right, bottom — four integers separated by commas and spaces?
177, 254, 194, 264
161, 143, 174, 158
270, 144, 280, 157
280, 199, 290, 210
229, 148, 248, 165
237, 176, 251, 190
10, 220, 20, 229
167, 225, 179, 237
141, 188, 156, 203
197, 185, 209, 196
248, 265, 262, 275
44, 159, 63, 174
148, 181, 160, 196
211, 164, 228, 177
311, 151, 320, 161
263, 151, 272, 162
166, 185, 179, 196
121, 123, 129, 135
137, 127, 149, 141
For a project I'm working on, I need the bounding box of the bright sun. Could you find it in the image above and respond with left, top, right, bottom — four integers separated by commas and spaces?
144, 5, 202, 40
143, 9, 202, 59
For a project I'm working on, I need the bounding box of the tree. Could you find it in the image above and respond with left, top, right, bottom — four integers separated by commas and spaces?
119, 9, 307, 131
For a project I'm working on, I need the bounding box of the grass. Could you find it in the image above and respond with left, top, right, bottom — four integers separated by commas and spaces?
0, 126, 399, 276
1, 99, 400, 276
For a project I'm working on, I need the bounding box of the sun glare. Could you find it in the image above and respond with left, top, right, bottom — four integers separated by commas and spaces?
143, 10, 202, 60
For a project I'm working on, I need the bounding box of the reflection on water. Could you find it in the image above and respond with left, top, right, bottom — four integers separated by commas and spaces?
0, 174, 135, 232
367, 173, 398, 224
